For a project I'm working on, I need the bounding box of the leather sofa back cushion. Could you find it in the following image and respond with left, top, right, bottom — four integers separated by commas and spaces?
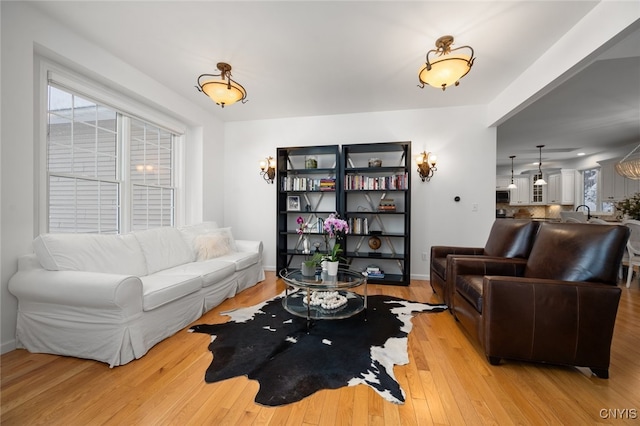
524, 222, 629, 284
133, 227, 194, 274
33, 233, 148, 276
484, 219, 539, 258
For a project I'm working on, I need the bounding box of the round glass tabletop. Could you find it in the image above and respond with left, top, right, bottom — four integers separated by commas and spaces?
279, 268, 366, 291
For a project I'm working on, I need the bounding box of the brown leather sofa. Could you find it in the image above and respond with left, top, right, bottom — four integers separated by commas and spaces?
430, 219, 540, 308
449, 222, 629, 378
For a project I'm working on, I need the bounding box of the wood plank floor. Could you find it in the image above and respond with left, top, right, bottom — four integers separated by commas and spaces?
2, 272, 639, 425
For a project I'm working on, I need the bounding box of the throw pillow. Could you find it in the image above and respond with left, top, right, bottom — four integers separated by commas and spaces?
195, 233, 234, 261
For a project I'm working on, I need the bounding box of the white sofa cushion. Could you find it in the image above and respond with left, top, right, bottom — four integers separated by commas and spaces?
216, 251, 261, 271
139, 274, 202, 311
133, 227, 193, 274
32, 233, 148, 276
194, 233, 235, 260
157, 259, 237, 288
179, 222, 220, 259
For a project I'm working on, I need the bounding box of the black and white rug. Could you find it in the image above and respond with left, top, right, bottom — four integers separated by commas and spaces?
190, 292, 447, 406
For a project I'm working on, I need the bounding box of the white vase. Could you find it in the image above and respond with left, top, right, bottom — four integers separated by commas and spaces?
326, 261, 339, 276
302, 236, 310, 254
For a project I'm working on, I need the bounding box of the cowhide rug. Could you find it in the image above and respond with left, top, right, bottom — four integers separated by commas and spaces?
189, 292, 447, 407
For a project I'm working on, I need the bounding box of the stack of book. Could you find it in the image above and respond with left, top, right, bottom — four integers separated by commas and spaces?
319, 178, 336, 191
378, 199, 396, 211
365, 266, 385, 279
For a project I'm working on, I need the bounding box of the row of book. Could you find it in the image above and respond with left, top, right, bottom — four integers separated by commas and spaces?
365, 265, 385, 278
281, 177, 336, 192
344, 173, 408, 191
348, 217, 369, 235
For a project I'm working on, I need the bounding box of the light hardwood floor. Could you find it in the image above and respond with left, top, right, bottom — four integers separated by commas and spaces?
2, 272, 639, 425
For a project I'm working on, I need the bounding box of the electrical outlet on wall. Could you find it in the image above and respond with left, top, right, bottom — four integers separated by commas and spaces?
422, 252, 428, 261
472, 203, 479, 212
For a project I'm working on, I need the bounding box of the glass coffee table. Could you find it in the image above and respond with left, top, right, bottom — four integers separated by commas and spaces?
279, 268, 367, 328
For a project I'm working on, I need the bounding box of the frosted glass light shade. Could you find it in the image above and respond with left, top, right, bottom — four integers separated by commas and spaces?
419, 55, 472, 90
201, 79, 246, 107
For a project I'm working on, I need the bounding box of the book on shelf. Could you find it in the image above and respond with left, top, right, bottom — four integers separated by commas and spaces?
365, 265, 385, 278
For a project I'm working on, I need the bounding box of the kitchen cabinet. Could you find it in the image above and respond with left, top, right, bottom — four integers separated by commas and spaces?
547, 169, 575, 205
600, 160, 636, 201
509, 176, 531, 205
496, 175, 511, 189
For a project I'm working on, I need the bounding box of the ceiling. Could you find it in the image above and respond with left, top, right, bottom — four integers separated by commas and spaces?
30, 1, 640, 168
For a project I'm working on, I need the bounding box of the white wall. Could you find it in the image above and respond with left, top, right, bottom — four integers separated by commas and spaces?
223, 106, 497, 276
0, 2, 222, 353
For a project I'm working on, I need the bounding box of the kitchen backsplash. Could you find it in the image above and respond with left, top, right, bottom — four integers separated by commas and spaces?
496, 203, 619, 221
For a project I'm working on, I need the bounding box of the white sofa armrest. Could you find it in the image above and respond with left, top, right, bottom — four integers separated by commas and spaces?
235, 240, 263, 254
9, 268, 143, 312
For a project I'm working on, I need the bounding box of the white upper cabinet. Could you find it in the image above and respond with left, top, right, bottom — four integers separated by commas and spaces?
547, 169, 575, 205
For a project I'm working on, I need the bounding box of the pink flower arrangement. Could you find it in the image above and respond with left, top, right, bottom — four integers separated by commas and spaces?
323, 213, 349, 237
296, 216, 311, 235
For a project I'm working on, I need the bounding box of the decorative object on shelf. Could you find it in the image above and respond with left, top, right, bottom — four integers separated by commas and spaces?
533, 145, 547, 186
616, 193, 640, 220
287, 196, 301, 211
415, 151, 437, 182
368, 158, 382, 167
418, 35, 475, 91
378, 199, 396, 211
507, 155, 517, 189
296, 216, 312, 254
196, 62, 247, 108
305, 155, 318, 169
259, 156, 276, 184
368, 236, 382, 252
616, 142, 640, 179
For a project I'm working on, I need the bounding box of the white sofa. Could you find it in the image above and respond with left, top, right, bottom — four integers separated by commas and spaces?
8, 222, 265, 367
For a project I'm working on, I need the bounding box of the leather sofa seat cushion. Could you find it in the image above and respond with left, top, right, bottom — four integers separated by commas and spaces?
524, 223, 629, 283
139, 274, 202, 311
484, 219, 540, 258
455, 275, 484, 313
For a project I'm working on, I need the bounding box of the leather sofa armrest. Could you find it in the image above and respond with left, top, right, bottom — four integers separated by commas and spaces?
431, 246, 484, 260
481, 276, 621, 368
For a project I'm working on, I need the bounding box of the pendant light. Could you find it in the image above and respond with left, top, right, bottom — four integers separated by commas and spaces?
507, 155, 517, 189
534, 145, 547, 186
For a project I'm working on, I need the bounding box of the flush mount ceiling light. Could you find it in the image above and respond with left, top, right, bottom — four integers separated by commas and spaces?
418, 35, 475, 91
615, 142, 640, 179
534, 145, 547, 186
507, 155, 517, 189
196, 62, 247, 108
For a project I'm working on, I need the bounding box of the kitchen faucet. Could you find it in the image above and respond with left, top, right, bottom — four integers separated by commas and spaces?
575, 204, 592, 220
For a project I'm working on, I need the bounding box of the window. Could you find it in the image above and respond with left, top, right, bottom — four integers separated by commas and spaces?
583, 168, 598, 211
47, 83, 177, 234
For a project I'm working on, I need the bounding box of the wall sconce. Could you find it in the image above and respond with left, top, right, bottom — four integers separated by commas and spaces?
196, 62, 248, 108
259, 156, 276, 184
415, 151, 437, 182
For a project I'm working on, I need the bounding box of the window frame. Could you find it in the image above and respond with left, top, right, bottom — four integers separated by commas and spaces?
37, 58, 186, 234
